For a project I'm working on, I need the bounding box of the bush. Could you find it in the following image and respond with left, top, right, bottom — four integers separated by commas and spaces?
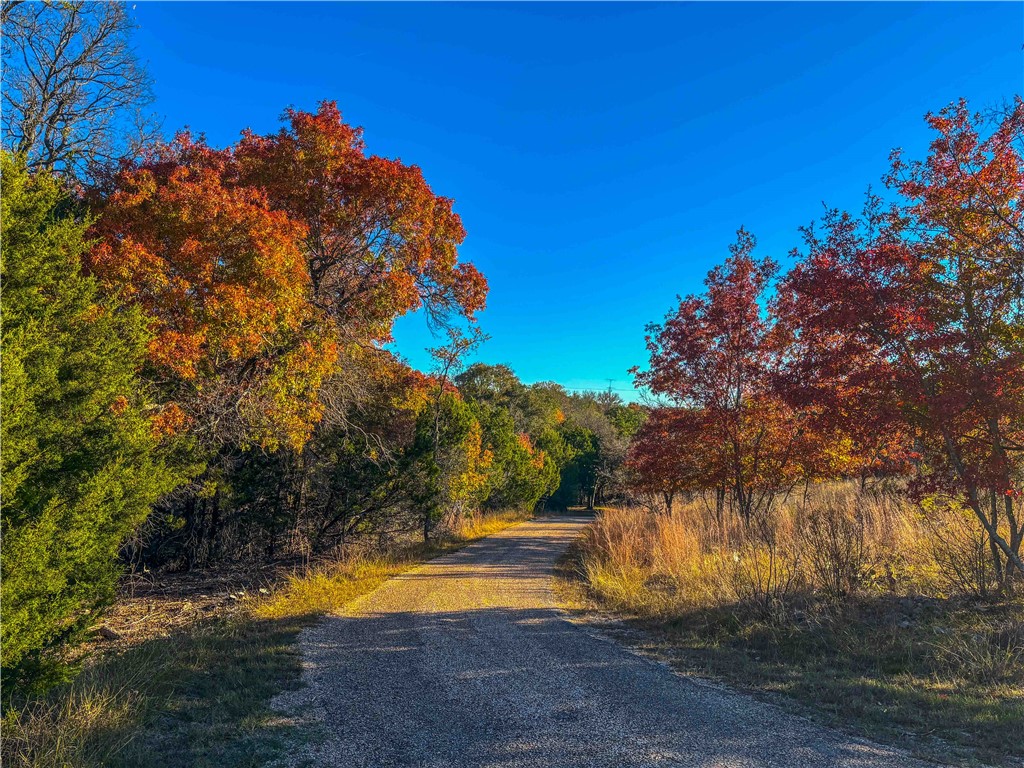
801, 497, 869, 600
0, 155, 176, 695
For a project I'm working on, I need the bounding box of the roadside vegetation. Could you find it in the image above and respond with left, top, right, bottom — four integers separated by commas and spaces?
565, 491, 1023, 765
567, 100, 1024, 765
1, 3, 1021, 767
1, 509, 532, 768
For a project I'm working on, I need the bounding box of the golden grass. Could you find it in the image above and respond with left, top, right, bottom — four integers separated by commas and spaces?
568, 484, 1024, 765
251, 558, 408, 621
577, 484, 994, 617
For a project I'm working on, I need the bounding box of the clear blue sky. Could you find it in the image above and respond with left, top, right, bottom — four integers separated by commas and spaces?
132, 2, 1022, 398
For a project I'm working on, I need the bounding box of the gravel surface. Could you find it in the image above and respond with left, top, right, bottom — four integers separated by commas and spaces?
273, 514, 935, 767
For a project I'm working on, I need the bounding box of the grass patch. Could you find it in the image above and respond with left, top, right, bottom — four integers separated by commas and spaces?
2, 614, 308, 768
3, 509, 533, 768
559, 529, 1024, 767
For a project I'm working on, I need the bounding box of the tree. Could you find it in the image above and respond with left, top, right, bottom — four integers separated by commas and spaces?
416, 327, 486, 540
233, 102, 487, 345
412, 390, 492, 540
456, 363, 530, 427
551, 422, 599, 509
455, 364, 564, 510
87, 103, 492, 565
635, 230, 809, 521
470, 403, 559, 511
627, 408, 708, 514
0, 155, 175, 692
86, 134, 337, 453
779, 100, 1024, 588
1, 1, 155, 179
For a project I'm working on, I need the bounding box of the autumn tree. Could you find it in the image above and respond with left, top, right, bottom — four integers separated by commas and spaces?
778, 99, 1024, 588
89, 103, 493, 563
635, 230, 811, 521
87, 135, 337, 453
0, 155, 175, 691
627, 407, 710, 514
233, 102, 487, 348
231, 103, 491, 538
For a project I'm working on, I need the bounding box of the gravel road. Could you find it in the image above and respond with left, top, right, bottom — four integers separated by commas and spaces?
274, 514, 935, 768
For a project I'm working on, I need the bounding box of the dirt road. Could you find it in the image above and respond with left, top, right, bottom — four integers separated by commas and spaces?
275, 515, 932, 767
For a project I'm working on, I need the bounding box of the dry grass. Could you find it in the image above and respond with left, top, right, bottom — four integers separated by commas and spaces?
2, 508, 534, 768
568, 484, 1024, 765
578, 484, 1012, 615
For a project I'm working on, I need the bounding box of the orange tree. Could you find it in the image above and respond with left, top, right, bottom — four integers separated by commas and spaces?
86, 104, 491, 564
87, 134, 335, 453
233, 101, 487, 345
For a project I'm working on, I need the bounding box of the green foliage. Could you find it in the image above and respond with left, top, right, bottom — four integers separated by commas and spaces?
551, 424, 599, 508
414, 391, 491, 532
454, 372, 635, 511
454, 365, 571, 511
0, 155, 175, 694
473, 405, 558, 510
609, 403, 646, 439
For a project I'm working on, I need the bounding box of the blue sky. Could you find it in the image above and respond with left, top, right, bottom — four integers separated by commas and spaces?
132, 2, 1022, 398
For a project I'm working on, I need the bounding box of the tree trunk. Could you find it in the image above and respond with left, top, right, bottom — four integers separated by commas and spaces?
989, 491, 1005, 591
939, 427, 1024, 576
207, 487, 221, 563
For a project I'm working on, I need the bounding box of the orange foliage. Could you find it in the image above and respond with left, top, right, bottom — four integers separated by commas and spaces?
234, 101, 487, 342
88, 135, 336, 450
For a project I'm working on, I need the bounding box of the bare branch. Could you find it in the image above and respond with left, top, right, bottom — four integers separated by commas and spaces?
2, 0, 157, 181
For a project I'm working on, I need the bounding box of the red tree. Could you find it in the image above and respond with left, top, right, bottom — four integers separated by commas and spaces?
233, 102, 487, 344
778, 99, 1024, 586
627, 407, 713, 514
635, 230, 813, 521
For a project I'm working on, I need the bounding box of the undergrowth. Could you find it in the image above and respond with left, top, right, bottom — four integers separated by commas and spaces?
567, 487, 1023, 766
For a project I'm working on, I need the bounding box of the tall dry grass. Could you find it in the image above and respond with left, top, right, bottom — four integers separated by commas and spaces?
577, 483, 1024, 702
579, 483, 1007, 618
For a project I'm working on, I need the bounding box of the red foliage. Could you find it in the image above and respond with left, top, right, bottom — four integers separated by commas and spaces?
634, 230, 819, 520
86, 103, 488, 454
627, 407, 710, 512
778, 99, 1024, 574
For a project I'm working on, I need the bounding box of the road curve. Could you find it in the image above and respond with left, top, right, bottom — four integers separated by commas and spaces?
274, 515, 931, 768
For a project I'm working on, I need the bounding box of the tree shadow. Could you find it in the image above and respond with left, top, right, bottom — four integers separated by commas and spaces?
275, 604, 925, 767
13, 613, 315, 768
613, 594, 1024, 765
